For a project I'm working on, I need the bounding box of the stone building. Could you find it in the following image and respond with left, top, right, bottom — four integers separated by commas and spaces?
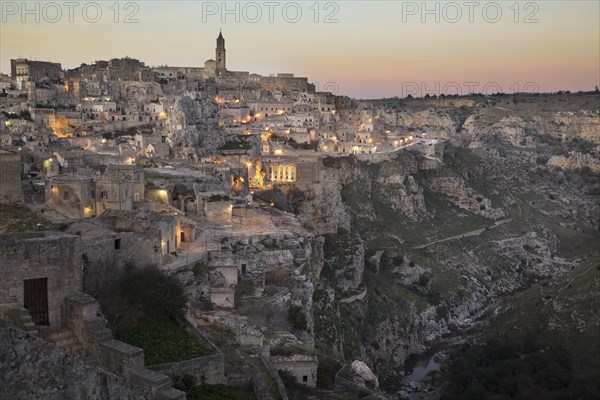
11, 58, 62, 88
45, 164, 145, 218
263, 157, 321, 185
204, 198, 233, 222
0, 231, 82, 326
257, 74, 312, 96
146, 142, 170, 158
96, 164, 145, 212
249, 100, 294, 117
216, 30, 227, 76
97, 209, 189, 257
0, 232, 186, 400
0, 147, 24, 203
45, 173, 96, 219
149, 212, 182, 255
208, 265, 238, 309
271, 354, 318, 387
66, 220, 162, 269
411, 138, 446, 158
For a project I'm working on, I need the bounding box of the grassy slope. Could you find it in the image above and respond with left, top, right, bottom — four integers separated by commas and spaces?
327, 146, 598, 370
487, 253, 600, 373
0, 204, 53, 233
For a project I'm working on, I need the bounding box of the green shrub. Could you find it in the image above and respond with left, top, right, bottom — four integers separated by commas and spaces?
441, 339, 600, 400
193, 262, 209, 277
287, 305, 308, 331
173, 375, 257, 400
114, 319, 212, 365
84, 263, 187, 330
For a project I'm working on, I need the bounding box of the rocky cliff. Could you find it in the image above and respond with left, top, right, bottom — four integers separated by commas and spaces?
160, 96, 226, 158
0, 321, 148, 400
280, 99, 599, 390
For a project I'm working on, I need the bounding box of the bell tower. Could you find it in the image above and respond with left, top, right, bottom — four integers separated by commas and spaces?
216, 30, 226, 76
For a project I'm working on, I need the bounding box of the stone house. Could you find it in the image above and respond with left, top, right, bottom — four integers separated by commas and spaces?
208, 265, 238, 309
97, 208, 187, 257
262, 157, 321, 185
97, 208, 151, 232
0, 231, 188, 399
0, 231, 82, 326
44, 164, 144, 219
45, 173, 96, 219
96, 164, 145, 212
149, 212, 182, 255
145, 186, 171, 212
203, 196, 233, 222
134, 132, 163, 151
66, 220, 162, 269
271, 354, 318, 387
171, 183, 200, 214
0, 147, 24, 203
146, 142, 170, 158
412, 138, 446, 158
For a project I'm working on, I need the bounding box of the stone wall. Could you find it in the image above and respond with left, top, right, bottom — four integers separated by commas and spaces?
231, 206, 268, 227
211, 265, 238, 288
0, 148, 23, 203
64, 293, 186, 400
0, 232, 82, 325
80, 229, 162, 269
270, 355, 318, 388
210, 287, 235, 308
260, 351, 289, 400
205, 316, 264, 347
148, 353, 225, 385
0, 320, 148, 400
150, 213, 181, 255
45, 175, 95, 219
147, 314, 227, 385
205, 200, 232, 222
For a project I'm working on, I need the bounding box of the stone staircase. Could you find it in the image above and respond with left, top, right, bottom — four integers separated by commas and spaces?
5, 308, 39, 335
39, 326, 86, 357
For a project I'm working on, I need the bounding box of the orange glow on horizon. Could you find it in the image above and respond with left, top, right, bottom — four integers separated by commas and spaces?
0, 3, 597, 98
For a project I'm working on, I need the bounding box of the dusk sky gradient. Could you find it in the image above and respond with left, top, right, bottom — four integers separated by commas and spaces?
1, 0, 598, 98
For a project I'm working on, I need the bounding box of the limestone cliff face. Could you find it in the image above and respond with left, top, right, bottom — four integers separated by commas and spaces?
265, 98, 598, 389
377, 171, 427, 222
380, 109, 459, 138
549, 151, 600, 172
461, 111, 600, 144
323, 232, 365, 293
161, 96, 225, 158
115, 81, 163, 104
307, 179, 351, 234
314, 227, 570, 379
284, 157, 371, 235
302, 235, 325, 343
429, 176, 504, 219
309, 131, 598, 384
178, 231, 325, 345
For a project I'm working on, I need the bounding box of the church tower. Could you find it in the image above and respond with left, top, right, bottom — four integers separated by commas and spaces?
216, 30, 226, 76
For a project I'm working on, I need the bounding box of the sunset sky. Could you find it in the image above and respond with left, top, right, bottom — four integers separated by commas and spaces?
1, 1, 598, 98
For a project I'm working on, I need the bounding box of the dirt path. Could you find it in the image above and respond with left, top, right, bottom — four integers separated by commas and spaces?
414, 218, 511, 249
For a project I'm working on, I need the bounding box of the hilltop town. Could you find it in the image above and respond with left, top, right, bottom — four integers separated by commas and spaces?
1, 32, 599, 400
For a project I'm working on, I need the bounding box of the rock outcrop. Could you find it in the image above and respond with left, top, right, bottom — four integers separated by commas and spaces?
549, 151, 600, 172
350, 360, 379, 388
429, 176, 504, 219
0, 321, 147, 400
